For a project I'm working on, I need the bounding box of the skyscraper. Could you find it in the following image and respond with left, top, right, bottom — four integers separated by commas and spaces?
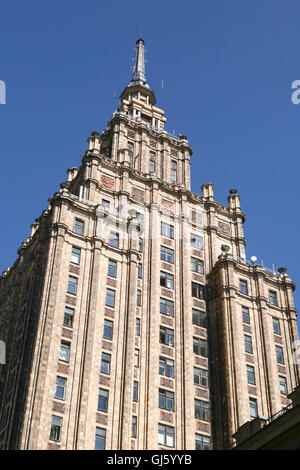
0, 38, 299, 450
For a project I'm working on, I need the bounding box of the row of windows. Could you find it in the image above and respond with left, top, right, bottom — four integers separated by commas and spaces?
245, 364, 287, 393
240, 280, 279, 306
242, 306, 282, 336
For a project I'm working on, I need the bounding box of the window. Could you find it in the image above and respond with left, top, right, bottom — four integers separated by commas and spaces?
269, 290, 278, 306
137, 290, 142, 306
160, 272, 174, 289
249, 398, 258, 418
244, 335, 253, 354
159, 357, 174, 378
71, 246, 81, 265
98, 389, 109, 412
109, 232, 119, 248
102, 199, 110, 211
149, 159, 155, 173
105, 289, 115, 308
192, 283, 205, 300
193, 338, 208, 357
171, 160, 177, 182
279, 376, 287, 395
195, 434, 211, 450
276, 345, 284, 364
101, 353, 111, 374
160, 327, 174, 347
128, 142, 134, 164
138, 238, 143, 252
108, 259, 117, 278
240, 280, 248, 295
132, 416, 137, 438
136, 318, 140, 336
63, 307, 74, 328
138, 263, 142, 279
133, 381, 139, 401
74, 219, 84, 235
191, 257, 204, 274
134, 349, 139, 367
159, 389, 174, 411
192, 309, 206, 328
49, 416, 62, 441
95, 427, 106, 450
272, 317, 281, 335
103, 320, 113, 340
190, 234, 203, 250
194, 367, 208, 387
242, 306, 250, 324
195, 400, 210, 422
136, 212, 144, 227
160, 246, 174, 264
158, 424, 174, 447
59, 342, 70, 363
247, 365, 255, 385
55, 377, 67, 400
160, 298, 174, 317
161, 222, 174, 239
67, 276, 78, 295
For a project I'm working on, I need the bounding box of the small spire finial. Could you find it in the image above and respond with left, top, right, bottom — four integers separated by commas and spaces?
128, 38, 149, 89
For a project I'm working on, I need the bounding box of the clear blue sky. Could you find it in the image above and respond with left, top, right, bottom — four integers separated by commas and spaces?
1, 1, 300, 330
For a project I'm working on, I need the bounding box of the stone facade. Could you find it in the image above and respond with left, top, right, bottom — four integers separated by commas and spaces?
0, 39, 299, 450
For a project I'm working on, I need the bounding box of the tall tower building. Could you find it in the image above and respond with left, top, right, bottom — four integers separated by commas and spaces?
0, 38, 299, 450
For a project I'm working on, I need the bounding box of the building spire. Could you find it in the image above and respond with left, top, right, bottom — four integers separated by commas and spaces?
129, 38, 149, 88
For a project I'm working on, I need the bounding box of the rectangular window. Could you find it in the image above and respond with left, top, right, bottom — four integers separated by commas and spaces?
269, 290, 278, 306
109, 232, 119, 248
240, 280, 248, 295
59, 341, 70, 363
103, 320, 113, 340
67, 276, 78, 295
279, 376, 287, 395
244, 335, 253, 354
194, 400, 210, 422
134, 349, 139, 368
158, 424, 174, 447
192, 309, 207, 328
194, 367, 208, 387
272, 317, 281, 335
71, 246, 81, 265
102, 199, 110, 211
63, 307, 74, 328
191, 257, 204, 274
49, 416, 62, 442
171, 161, 177, 182
160, 326, 174, 347
101, 353, 111, 375
95, 427, 106, 450
105, 288, 115, 308
108, 259, 117, 278
98, 389, 109, 412
74, 219, 84, 235
132, 416, 137, 438
160, 246, 174, 264
136, 212, 144, 227
195, 434, 211, 450
159, 357, 174, 378
138, 238, 143, 252
55, 377, 67, 400
133, 381, 139, 401
160, 298, 174, 317
247, 365, 255, 385
138, 263, 143, 279
128, 142, 134, 164
190, 234, 203, 250
160, 272, 174, 289
137, 289, 142, 306
242, 306, 250, 324
136, 318, 141, 336
161, 222, 174, 239
276, 345, 284, 364
249, 398, 258, 418
193, 338, 208, 357
192, 282, 205, 300
149, 159, 155, 173
159, 389, 174, 411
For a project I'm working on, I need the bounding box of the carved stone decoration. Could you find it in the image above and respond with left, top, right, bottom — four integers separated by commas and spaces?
160, 410, 174, 423
132, 187, 145, 203
193, 299, 205, 310
69, 265, 80, 275
101, 175, 115, 190
170, 149, 178, 157
107, 278, 117, 288
194, 326, 207, 338
160, 345, 174, 357
128, 131, 135, 139
161, 199, 173, 211
161, 288, 173, 299
161, 262, 173, 272
102, 340, 113, 351
104, 308, 115, 318
57, 363, 69, 375
47, 442, 61, 450
195, 387, 209, 399
243, 324, 252, 334
53, 401, 65, 413
161, 315, 174, 327
96, 412, 108, 425
248, 386, 257, 395
62, 328, 73, 339
195, 356, 208, 367
218, 221, 231, 236
196, 421, 210, 433
149, 140, 157, 149
160, 377, 174, 389
99, 375, 110, 386
65, 295, 76, 306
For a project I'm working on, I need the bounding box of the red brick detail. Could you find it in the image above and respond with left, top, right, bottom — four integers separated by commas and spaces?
149, 140, 157, 149
65, 295, 76, 306
218, 221, 231, 236
101, 175, 115, 190
192, 273, 205, 284
107, 278, 117, 288
53, 401, 65, 413
57, 363, 69, 375
277, 365, 286, 374
47, 442, 61, 450
161, 316, 174, 327
274, 335, 282, 344
243, 324, 252, 334
160, 411, 174, 424
160, 345, 174, 357
104, 308, 115, 319
193, 299, 205, 309
102, 340, 112, 351
195, 356, 208, 368
245, 354, 254, 364
161, 288, 173, 299
196, 422, 210, 433
194, 326, 207, 338
161, 199, 173, 212
132, 187, 145, 203
96, 412, 108, 425
99, 375, 110, 386
160, 377, 174, 389
62, 328, 73, 339
193, 250, 203, 258
248, 386, 257, 395
195, 387, 209, 399
161, 262, 173, 272
69, 264, 80, 275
